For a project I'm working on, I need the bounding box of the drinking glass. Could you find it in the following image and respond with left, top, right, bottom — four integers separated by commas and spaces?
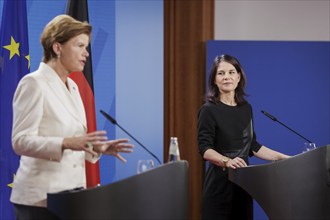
302, 143, 316, 153
137, 159, 154, 174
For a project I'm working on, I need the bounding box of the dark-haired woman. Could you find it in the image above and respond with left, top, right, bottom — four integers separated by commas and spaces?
198, 54, 290, 220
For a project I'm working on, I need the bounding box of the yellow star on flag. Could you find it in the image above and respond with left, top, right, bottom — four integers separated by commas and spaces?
3, 36, 20, 60
25, 54, 30, 69
7, 174, 16, 188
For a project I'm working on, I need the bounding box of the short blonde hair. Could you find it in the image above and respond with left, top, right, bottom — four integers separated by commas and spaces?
40, 14, 92, 62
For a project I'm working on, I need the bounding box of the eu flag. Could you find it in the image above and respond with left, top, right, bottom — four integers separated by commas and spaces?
0, 0, 30, 219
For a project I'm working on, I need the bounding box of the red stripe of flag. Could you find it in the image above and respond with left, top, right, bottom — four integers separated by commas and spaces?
66, 0, 100, 187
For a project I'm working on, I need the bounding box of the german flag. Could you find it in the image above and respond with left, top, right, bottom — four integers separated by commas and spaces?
66, 0, 100, 188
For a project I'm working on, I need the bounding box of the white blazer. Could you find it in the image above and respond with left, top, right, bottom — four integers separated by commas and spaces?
10, 62, 97, 207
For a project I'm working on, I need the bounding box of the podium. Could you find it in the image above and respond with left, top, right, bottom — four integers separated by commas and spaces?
47, 160, 188, 220
228, 145, 330, 220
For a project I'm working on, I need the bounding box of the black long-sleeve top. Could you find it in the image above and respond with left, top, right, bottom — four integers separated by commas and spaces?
198, 101, 262, 163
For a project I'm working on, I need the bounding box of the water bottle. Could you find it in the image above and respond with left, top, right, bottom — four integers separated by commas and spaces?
168, 137, 181, 162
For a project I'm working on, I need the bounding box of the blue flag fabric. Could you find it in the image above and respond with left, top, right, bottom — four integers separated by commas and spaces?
0, 0, 30, 219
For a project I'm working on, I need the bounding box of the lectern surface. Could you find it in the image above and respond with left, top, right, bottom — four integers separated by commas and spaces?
47, 160, 189, 220
228, 145, 330, 220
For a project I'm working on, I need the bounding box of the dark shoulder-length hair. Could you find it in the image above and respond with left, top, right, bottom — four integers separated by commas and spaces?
206, 54, 248, 105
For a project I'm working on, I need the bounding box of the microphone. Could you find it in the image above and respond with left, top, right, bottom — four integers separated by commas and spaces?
100, 109, 162, 165
261, 110, 314, 143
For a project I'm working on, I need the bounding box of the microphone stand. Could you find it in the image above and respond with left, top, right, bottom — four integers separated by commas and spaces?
261, 110, 314, 143
100, 110, 162, 165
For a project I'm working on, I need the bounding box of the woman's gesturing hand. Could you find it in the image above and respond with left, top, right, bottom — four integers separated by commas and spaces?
62, 130, 108, 156
95, 139, 134, 163
62, 131, 134, 162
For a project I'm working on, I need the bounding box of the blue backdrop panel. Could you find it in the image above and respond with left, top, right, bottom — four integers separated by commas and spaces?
206, 40, 330, 220
114, 1, 164, 181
